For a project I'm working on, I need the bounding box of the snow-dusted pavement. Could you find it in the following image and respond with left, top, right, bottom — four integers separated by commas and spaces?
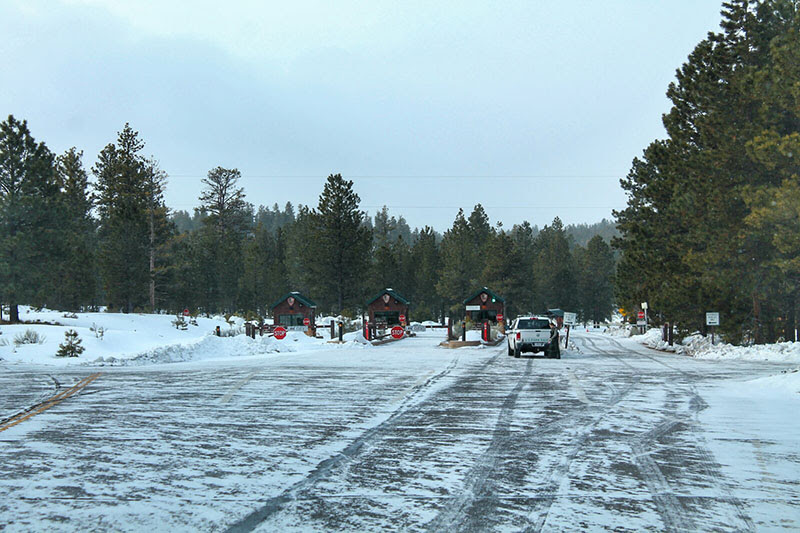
1, 331, 799, 531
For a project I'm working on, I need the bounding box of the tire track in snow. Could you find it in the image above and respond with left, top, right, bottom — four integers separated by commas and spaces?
584, 335, 699, 530
425, 358, 534, 532
582, 333, 754, 532
524, 373, 639, 532
224, 350, 483, 533
426, 340, 637, 532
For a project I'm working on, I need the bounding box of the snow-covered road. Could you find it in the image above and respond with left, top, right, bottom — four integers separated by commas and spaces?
1, 331, 798, 531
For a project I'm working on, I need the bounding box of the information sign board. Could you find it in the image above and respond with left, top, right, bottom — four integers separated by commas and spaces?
563, 312, 577, 326
706, 312, 720, 326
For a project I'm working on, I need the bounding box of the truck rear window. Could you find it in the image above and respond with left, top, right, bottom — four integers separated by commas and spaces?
517, 319, 550, 329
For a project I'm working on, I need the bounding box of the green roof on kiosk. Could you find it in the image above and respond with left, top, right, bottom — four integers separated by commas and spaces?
366, 288, 410, 306
463, 287, 505, 305
270, 292, 317, 310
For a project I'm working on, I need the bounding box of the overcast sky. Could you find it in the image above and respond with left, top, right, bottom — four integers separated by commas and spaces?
1, 1, 724, 231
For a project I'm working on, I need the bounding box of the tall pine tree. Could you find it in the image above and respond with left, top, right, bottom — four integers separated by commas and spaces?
0, 115, 58, 322
94, 124, 169, 313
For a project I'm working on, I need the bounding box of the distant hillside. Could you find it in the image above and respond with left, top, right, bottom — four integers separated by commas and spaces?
565, 219, 619, 248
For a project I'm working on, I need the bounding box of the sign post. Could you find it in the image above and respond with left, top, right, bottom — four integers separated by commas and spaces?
706, 312, 720, 345
563, 312, 577, 348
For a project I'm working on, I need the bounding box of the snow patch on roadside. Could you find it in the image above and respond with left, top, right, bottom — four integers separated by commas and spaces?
626, 327, 800, 364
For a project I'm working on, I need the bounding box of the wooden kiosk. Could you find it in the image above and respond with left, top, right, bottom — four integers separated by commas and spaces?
366, 288, 410, 328
463, 287, 505, 323
271, 292, 317, 330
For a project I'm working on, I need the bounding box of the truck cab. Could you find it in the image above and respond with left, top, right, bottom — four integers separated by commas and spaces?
507, 316, 560, 359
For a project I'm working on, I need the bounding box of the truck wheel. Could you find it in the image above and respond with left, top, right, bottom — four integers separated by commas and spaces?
514, 345, 521, 358
508, 343, 513, 356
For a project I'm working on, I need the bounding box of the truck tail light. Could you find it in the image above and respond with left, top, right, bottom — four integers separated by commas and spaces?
516, 332, 521, 341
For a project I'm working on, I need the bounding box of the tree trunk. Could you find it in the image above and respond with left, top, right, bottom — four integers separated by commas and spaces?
149, 209, 156, 312
752, 292, 762, 344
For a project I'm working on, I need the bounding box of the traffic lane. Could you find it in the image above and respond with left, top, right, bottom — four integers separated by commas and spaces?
568, 332, 796, 531
0, 369, 66, 423
239, 334, 797, 531
0, 346, 483, 532
1, 335, 796, 531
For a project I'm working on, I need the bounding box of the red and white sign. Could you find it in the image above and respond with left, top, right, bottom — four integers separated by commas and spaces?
497, 313, 504, 321
390, 326, 404, 339
637, 311, 645, 319
287, 296, 295, 307
399, 314, 406, 323
183, 308, 190, 317
303, 317, 310, 326
273, 326, 287, 340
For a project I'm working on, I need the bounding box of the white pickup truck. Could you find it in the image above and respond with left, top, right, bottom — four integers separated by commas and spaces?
507, 316, 560, 359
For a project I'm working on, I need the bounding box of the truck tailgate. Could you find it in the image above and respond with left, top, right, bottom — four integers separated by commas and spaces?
521, 330, 550, 344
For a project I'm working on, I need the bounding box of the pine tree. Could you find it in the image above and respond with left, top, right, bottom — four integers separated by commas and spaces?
94, 124, 169, 313
196, 166, 252, 313
411, 226, 441, 320
436, 209, 473, 314
0, 115, 58, 322
53, 148, 98, 311
578, 236, 616, 323
56, 329, 85, 357
511, 221, 537, 312
481, 231, 526, 316
533, 217, 576, 312
304, 174, 371, 313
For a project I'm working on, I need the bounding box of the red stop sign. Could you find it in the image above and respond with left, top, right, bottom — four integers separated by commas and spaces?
399, 314, 406, 323
497, 314, 504, 321
303, 317, 310, 326
391, 326, 404, 339
183, 308, 190, 316
273, 326, 287, 340
637, 311, 645, 319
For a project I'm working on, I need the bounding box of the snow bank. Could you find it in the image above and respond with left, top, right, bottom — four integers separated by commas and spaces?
0, 307, 344, 366
742, 368, 800, 395
627, 327, 800, 364
92, 331, 333, 366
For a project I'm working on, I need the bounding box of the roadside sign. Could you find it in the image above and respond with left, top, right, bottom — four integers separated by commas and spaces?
563, 312, 577, 326
303, 317, 310, 326
399, 314, 406, 323
183, 308, 190, 316
636, 311, 646, 326
466, 305, 481, 311
497, 313, 504, 321
273, 326, 287, 340
390, 326, 404, 339
706, 312, 720, 326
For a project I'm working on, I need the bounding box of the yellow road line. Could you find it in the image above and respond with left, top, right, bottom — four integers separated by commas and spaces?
0, 372, 102, 432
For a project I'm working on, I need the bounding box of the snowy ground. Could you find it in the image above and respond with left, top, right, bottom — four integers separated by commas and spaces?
1, 327, 799, 531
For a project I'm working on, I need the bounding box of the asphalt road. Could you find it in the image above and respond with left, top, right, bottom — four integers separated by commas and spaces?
0, 331, 798, 531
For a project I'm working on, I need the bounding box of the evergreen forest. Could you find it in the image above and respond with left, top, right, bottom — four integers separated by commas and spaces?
614, 0, 800, 344
0, 118, 616, 323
